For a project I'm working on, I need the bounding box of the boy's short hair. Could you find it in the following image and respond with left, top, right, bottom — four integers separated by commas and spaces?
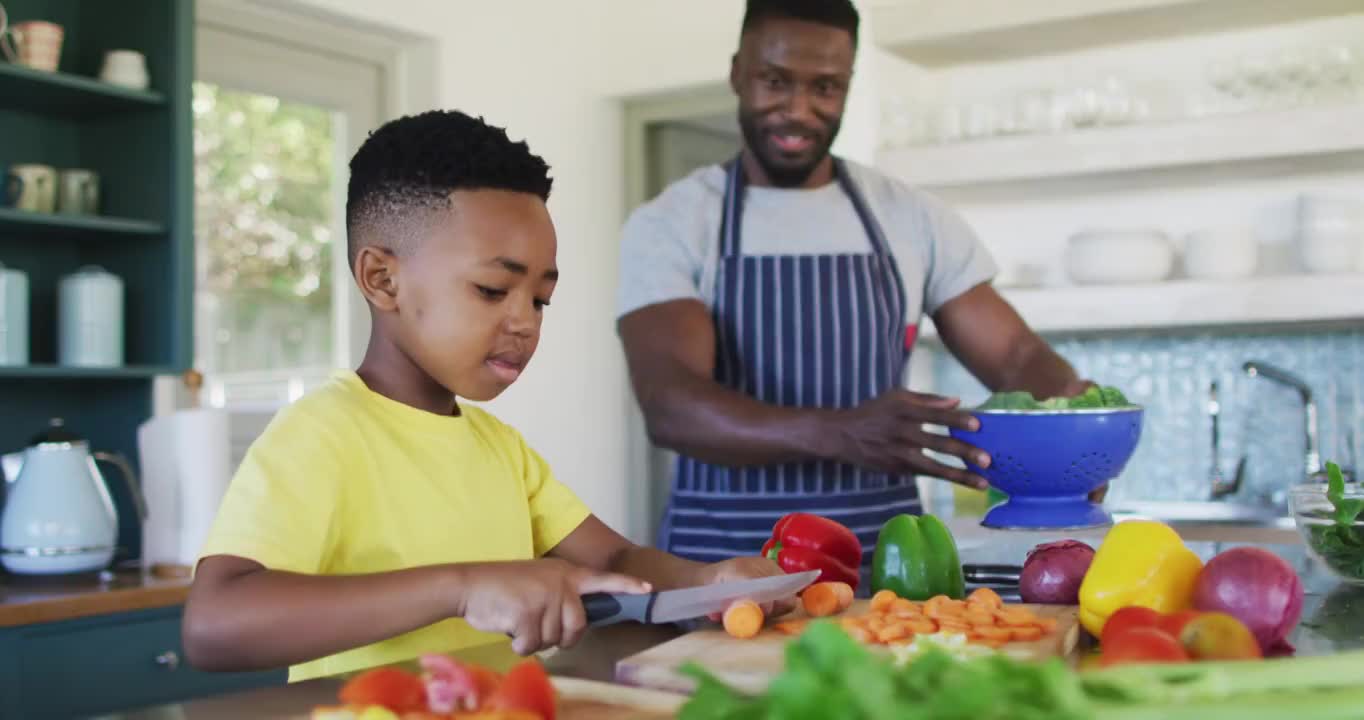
344, 109, 553, 268
740, 0, 860, 46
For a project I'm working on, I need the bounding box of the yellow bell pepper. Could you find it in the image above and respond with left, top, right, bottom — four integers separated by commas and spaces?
1078, 520, 1203, 638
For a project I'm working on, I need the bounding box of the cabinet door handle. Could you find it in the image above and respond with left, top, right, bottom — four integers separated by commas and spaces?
155, 651, 181, 671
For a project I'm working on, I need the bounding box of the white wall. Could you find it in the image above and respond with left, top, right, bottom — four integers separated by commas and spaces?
282, 0, 634, 533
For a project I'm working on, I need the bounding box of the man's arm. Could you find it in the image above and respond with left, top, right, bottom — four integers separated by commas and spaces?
932, 283, 1090, 399
618, 300, 985, 485
618, 299, 836, 467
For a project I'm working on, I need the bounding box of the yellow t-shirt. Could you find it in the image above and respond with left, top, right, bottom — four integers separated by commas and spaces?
197, 371, 591, 682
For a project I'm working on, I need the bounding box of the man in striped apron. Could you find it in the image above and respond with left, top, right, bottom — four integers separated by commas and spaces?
616, 0, 1090, 584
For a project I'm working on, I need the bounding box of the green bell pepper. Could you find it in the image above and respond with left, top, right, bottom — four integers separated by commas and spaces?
871, 513, 966, 600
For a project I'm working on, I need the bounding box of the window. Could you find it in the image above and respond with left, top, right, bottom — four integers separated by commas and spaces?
192, 4, 386, 408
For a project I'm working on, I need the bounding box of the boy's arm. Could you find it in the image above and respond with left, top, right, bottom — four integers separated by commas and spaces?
548, 515, 795, 615
183, 553, 648, 672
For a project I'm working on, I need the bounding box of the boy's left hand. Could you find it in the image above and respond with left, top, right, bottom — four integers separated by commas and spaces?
698, 556, 798, 621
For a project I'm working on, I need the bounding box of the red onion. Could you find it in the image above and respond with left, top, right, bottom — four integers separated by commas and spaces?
1193, 547, 1304, 653
1020, 540, 1095, 604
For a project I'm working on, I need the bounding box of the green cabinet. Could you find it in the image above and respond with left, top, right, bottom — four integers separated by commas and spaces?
0, 606, 285, 719
0, 0, 195, 563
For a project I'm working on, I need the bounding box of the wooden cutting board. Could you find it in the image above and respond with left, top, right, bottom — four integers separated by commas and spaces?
615, 601, 1082, 696
549, 677, 685, 719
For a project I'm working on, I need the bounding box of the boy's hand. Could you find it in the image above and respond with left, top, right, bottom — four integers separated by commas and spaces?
698, 556, 798, 622
455, 559, 649, 655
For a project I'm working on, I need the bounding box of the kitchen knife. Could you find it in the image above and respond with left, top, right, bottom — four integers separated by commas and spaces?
583, 569, 819, 626
962, 563, 1023, 585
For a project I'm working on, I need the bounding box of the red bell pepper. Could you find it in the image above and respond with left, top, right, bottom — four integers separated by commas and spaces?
760, 513, 862, 590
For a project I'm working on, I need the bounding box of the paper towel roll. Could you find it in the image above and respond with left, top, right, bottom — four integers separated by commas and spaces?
137, 408, 232, 568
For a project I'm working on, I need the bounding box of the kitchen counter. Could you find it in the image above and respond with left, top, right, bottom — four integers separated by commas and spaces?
0, 567, 192, 628
107, 524, 1364, 719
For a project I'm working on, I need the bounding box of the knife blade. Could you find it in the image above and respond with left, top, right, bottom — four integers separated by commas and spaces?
583, 569, 819, 627
962, 563, 1023, 585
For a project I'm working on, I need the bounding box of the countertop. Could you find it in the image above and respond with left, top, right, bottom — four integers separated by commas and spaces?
106, 522, 1364, 720
0, 566, 193, 628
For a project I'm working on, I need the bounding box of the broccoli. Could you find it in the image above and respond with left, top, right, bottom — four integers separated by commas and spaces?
975, 385, 1132, 411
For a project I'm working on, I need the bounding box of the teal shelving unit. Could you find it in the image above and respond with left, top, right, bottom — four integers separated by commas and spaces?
0, 0, 194, 565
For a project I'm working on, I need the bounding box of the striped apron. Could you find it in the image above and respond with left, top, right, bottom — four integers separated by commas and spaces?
658, 156, 923, 583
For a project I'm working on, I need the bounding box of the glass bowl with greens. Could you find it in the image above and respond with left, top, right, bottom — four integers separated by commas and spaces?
1290, 462, 1364, 585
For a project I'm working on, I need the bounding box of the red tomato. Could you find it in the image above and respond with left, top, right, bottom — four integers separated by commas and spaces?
1099, 606, 1165, 647
1100, 627, 1190, 667
338, 667, 427, 713
482, 660, 556, 720
1157, 609, 1203, 639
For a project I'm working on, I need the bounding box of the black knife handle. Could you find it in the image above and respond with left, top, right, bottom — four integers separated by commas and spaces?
962, 564, 1023, 585
582, 592, 656, 627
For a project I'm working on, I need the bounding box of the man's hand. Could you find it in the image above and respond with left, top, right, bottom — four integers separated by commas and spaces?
827, 388, 991, 489
697, 556, 799, 622
455, 559, 650, 655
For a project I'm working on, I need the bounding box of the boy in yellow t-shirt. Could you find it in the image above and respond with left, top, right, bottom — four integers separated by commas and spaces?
182, 110, 789, 683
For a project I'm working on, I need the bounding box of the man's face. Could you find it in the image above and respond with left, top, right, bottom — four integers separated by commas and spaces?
732, 17, 854, 187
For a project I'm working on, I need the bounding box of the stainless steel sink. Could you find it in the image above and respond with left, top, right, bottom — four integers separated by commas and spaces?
1109, 501, 1296, 529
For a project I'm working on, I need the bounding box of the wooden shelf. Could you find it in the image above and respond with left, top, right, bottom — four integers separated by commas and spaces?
870, 0, 1364, 68
0, 209, 164, 239
877, 104, 1364, 192
0, 62, 164, 116
0, 365, 176, 380
920, 274, 1364, 338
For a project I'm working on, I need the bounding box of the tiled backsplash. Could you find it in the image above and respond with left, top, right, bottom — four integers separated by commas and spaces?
928, 327, 1364, 508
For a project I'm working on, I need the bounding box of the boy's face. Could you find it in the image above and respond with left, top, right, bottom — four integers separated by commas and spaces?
386, 190, 558, 402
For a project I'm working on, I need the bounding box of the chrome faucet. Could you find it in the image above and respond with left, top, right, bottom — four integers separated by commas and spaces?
1208, 380, 1246, 500
1243, 361, 1320, 477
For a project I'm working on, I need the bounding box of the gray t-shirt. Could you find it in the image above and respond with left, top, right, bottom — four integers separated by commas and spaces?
616, 161, 998, 342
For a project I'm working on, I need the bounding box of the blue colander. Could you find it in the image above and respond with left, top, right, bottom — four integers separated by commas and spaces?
948, 407, 1144, 529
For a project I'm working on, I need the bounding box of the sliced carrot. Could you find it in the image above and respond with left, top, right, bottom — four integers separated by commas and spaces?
979, 637, 1008, 649
723, 600, 765, 639
802, 582, 843, 618
890, 598, 917, 615
876, 625, 910, 643
964, 609, 996, 627
826, 582, 854, 612
891, 605, 924, 620
968, 587, 1004, 609
971, 625, 1012, 641
995, 607, 1037, 627
926, 603, 965, 620
865, 615, 889, 633
870, 590, 898, 612
907, 619, 938, 635
1034, 617, 1058, 633
773, 620, 808, 636
1009, 626, 1044, 642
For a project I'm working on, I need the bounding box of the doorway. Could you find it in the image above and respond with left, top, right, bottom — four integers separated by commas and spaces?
620, 85, 740, 544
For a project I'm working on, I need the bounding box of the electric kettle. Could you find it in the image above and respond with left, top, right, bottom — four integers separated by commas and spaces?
0, 418, 147, 575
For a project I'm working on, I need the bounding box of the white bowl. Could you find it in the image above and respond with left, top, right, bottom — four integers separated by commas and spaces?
1299, 194, 1362, 235
1065, 229, 1174, 285
1300, 230, 1361, 274
1182, 227, 1260, 280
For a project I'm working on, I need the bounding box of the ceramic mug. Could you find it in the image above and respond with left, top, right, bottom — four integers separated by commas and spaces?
1, 19, 64, 72
1, 164, 24, 208
98, 49, 149, 90
58, 265, 124, 367
10, 164, 56, 213
0, 262, 28, 366
57, 169, 99, 215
